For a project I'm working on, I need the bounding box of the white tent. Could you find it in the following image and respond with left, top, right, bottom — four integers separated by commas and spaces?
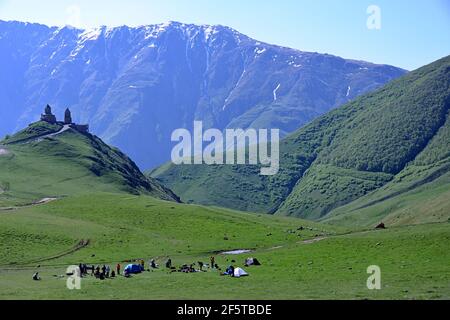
233, 267, 249, 278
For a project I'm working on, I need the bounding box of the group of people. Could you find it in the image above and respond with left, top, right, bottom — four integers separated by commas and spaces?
164, 256, 222, 273
93, 265, 115, 280
76, 256, 221, 279
77, 263, 123, 280
34, 255, 256, 281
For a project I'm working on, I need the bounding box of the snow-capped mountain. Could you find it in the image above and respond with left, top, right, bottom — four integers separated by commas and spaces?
0, 20, 406, 169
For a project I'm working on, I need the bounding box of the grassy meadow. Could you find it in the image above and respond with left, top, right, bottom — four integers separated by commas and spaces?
0, 193, 448, 300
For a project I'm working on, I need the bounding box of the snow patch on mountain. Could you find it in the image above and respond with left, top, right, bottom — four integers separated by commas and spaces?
204, 25, 220, 41
273, 84, 281, 101
255, 47, 267, 55
80, 28, 103, 42
223, 68, 248, 110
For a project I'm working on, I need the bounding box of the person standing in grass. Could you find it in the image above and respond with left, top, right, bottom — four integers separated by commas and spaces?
116, 263, 121, 275
166, 258, 172, 269
210, 256, 215, 270
150, 259, 158, 269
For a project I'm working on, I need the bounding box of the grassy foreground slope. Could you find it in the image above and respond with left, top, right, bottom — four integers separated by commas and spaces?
0, 193, 448, 300
152, 55, 450, 225
0, 122, 179, 206
0, 193, 340, 267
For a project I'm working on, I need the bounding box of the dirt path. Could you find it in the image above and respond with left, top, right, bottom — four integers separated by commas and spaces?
25, 239, 90, 265
264, 228, 383, 253
299, 237, 328, 245
6, 124, 71, 145
0, 240, 90, 270
0, 197, 58, 212
34, 125, 71, 143
34, 198, 58, 205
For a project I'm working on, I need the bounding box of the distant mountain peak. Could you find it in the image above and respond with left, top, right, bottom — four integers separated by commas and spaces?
0, 20, 406, 169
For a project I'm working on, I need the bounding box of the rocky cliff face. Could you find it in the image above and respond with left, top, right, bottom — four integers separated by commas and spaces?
0, 20, 406, 169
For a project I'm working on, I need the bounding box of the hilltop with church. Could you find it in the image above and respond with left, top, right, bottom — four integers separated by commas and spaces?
40, 105, 89, 133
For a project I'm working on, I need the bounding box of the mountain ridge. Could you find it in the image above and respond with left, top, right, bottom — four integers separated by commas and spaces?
0, 19, 406, 169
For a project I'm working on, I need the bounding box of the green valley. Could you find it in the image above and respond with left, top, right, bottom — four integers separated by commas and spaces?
152, 55, 450, 227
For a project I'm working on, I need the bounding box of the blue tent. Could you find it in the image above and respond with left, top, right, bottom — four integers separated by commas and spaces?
124, 264, 143, 274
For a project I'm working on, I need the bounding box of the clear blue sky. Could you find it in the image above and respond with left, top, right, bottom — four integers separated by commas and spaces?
1, 0, 449, 70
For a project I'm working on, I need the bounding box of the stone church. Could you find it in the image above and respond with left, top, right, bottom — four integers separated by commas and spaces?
40, 105, 89, 133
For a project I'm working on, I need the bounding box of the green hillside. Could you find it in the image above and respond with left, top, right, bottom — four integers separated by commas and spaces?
1, 192, 449, 300
152, 55, 450, 226
322, 115, 450, 227
0, 122, 179, 206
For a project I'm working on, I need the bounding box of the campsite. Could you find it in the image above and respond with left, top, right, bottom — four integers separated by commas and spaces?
0, 193, 449, 300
